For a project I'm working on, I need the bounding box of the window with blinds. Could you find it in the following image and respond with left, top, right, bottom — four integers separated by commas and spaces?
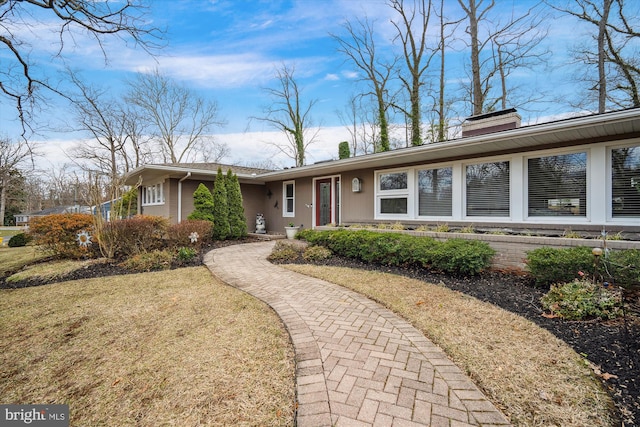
612, 146, 640, 217
418, 167, 452, 216
527, 152, 586, 217
466, 161, 510, 217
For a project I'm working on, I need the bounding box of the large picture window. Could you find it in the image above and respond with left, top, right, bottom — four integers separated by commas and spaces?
141, 182, 165, 206
466, 161, 510, 217
418, 167, 452, 216
612, 146, 640, 217
283, 181, 295, 217
528, 152, 587, 217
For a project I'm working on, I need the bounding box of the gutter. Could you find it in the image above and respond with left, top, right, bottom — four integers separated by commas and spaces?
177, 172, 191, 223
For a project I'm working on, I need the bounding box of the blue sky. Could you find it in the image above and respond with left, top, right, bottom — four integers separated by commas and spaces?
0, 0, 605, 169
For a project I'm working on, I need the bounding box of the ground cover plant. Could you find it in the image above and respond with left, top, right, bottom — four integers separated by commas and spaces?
0, 267, 295, 426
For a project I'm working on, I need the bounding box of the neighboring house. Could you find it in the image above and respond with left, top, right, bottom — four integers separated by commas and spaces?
14, 205, 92, 227
124, 108, 640, 237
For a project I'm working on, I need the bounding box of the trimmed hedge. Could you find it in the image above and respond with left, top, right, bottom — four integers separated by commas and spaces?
526, 246, 640, 288
296, 229, 494, 275
526, 247, 595, 286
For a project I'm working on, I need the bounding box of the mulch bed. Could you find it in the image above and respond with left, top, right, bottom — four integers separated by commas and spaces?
2, 240, 638, 425
288, 255, 639, 427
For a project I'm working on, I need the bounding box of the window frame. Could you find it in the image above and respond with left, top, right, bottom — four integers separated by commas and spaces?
609, 142, 640, 220
524, 149, 588, 220
416, 165, 454, 219
464, 159, 511, 219
141, 181, 165, 206
375, 168, 411, 219
283, 180, 295, 218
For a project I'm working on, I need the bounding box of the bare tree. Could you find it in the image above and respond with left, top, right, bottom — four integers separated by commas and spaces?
68, 74, 131, 182
0, 137, 32, 225
432, 0, 463, 142
0, 0, 161, 136
127, 69, 226, 164
336, 95, 359, 157
333, 18, 398, 152
551, 0, 640, 112
253, 65, 318, 167
457, 0, 549, 115
390, 0, 436, 146
336, 93, 382, 156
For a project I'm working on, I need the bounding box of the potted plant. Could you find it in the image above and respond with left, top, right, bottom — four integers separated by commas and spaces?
284, 222, 300, 239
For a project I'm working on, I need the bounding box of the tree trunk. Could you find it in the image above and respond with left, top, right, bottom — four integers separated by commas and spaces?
438, 0, 446, 142
468, 0, 483, 115
598, 0, 612, 113
0, 176, 7, 226
378, 93, 390, 152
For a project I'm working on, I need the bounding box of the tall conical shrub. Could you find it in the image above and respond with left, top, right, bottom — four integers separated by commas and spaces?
212, 168, 230, 240
188, 183, 215, 223
226, 169, 247, 239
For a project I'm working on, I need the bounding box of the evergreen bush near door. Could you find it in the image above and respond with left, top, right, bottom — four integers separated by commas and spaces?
188, 183, 215, 223
226, 169, 247, 239
212, 168, 230, 240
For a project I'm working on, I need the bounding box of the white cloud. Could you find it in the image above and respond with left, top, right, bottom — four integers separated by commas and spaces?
325, 73, 340, 81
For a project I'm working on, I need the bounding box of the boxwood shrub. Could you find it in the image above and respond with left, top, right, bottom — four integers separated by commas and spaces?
296, 229, 494, 275
526, 246, 640, 288
526, 246, 595, 286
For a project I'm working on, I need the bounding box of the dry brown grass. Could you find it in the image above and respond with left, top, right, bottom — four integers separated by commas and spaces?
6, 259, 97, 282
285, 264, 617, 427
0, 246, 49, 277
0, 267, 295, 426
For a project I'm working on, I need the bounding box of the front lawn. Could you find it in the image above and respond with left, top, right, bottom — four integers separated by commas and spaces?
0, 267, 295, 426
0, 246, 49, 277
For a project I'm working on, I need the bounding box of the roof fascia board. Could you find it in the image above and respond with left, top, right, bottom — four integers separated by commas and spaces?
258, 108, 640, 181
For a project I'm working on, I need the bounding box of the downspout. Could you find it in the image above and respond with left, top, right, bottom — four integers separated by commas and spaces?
177, 172, 191, 223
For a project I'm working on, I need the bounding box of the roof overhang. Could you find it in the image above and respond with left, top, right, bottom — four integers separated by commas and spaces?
124, 164, 266, 186
124, 108, 640, 185
259, 108, 640, 181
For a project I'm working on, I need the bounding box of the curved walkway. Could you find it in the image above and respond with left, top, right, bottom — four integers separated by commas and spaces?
204, 241, 511, 427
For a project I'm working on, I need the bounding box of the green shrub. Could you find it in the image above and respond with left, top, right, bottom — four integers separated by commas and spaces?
541, 279, 623, 320
226, 169, 247, 239
8, 233, 31, 247
430, 239, 496, 276
296, 229, 493, 275
188, 183, 215, 223
267, 241, 303, 263
120, 249, 173, 272
526, 247, 595, 286
176, 246, 198, 263
166, 220, 213, 249
29, 214, 96, 259
606, 249, 640, 288
212, 168, 230, 240
302, 245, 333, 262
98, 215, 168, 259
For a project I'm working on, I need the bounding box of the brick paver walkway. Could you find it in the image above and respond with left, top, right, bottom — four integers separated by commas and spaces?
204, 241, 511, 427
